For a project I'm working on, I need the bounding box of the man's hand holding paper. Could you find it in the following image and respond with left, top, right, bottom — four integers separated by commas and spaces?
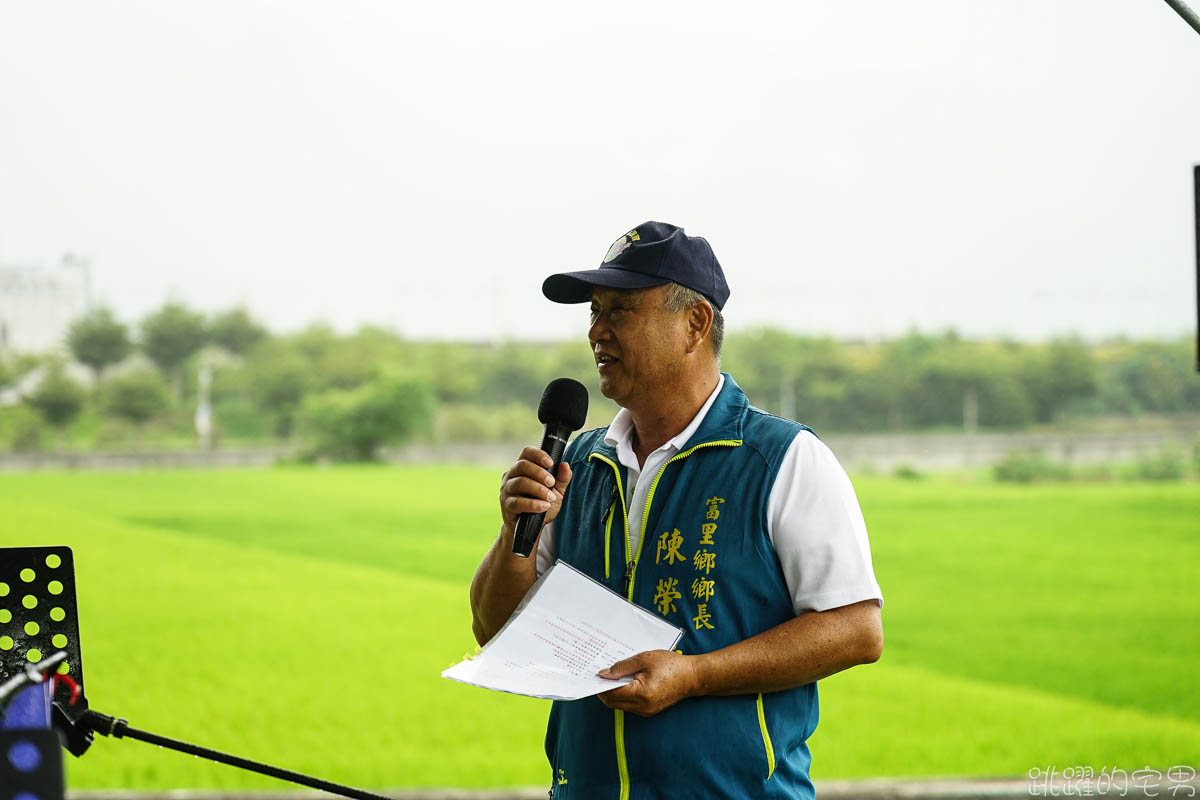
442, 561, 683, 702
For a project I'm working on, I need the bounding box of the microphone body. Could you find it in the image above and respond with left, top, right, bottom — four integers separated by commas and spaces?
511, 377, 589, 559
511, 420, 574, 558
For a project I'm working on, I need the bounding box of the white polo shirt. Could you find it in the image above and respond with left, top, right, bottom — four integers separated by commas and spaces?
536, 375, 883, 614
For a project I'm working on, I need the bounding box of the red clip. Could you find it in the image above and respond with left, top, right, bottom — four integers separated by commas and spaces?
51, 673, 81, 706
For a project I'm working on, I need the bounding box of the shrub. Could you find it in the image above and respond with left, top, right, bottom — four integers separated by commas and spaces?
94, 418, 135, 447
1072, 463, 1116, 483
438, 404, 490, 443
993, 449, 1070, 483
892, 463, 923, 480
1, 405, 46, 452
27, 368, 87, 430
103, 370, 171, 428
437, 403, 542, 444
304, 371, 434, 461
1133, 444, 1186, 482
248, 355, 311, 438
213, 394, 273, 439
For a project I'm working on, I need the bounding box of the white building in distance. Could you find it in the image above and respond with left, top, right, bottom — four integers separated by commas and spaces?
0, 257, 87, 357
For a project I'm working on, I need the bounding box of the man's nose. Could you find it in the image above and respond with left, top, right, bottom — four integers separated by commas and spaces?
588, 314, 611, 344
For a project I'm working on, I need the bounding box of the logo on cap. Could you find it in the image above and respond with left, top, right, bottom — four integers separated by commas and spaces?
603, 229, 640, 263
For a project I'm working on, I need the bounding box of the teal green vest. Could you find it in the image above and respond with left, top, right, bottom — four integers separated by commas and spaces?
545, 375, 819, 799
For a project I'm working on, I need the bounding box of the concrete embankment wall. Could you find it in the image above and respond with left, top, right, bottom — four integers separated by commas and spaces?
820, 428, 1199, 472
3, 427, 1196, 473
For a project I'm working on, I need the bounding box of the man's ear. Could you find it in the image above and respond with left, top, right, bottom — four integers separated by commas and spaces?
684, 301, 714, 354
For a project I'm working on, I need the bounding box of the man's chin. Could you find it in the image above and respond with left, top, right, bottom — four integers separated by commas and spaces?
597, 376, 624, 403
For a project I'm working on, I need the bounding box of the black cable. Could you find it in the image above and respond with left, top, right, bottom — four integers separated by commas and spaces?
1163, 0, 1200, 35
82, 711, 393, 800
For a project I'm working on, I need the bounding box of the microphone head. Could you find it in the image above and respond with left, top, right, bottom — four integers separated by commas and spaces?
537, 378, 590, 430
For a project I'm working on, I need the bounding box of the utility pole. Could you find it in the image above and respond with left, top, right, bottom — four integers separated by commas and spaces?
195, 361, 214, 450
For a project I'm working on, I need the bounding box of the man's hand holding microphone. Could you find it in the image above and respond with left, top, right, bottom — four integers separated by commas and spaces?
499, 446, 572, 554
471, 378, 588, 644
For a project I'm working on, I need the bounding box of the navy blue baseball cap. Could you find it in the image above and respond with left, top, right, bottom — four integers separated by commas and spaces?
542, 221, 730, 311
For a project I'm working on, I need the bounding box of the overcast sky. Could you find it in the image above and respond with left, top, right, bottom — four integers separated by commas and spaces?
1, 0, 1197, 342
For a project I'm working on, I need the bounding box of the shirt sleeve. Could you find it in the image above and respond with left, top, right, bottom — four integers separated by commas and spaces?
768, 430, 883, 614
534, 521, 555, 577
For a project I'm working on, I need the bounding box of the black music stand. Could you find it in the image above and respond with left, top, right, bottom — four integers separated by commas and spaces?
0, 546, 80, 800
0, 546, 86, 716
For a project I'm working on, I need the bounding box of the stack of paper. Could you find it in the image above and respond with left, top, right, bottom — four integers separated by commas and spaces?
443, 561, 684, 701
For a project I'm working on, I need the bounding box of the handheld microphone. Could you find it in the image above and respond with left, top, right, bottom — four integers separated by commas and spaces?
512, 377, 589, 558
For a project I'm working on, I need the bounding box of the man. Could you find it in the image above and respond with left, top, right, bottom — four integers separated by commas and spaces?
470, 221, 883, 799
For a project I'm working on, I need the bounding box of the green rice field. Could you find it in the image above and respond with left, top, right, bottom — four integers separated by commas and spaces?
1, 466, 1197, 790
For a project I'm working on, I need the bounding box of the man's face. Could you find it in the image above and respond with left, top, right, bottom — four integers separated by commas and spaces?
588, 285, 689, 408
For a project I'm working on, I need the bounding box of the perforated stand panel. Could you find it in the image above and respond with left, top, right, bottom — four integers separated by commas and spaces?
0, 547, 85, 713
0, 728, 65, 800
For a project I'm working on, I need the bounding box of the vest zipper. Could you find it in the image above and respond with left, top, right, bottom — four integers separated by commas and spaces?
625, 439, 742, 601
602, 485, 617, 580
591, 439, 742, 800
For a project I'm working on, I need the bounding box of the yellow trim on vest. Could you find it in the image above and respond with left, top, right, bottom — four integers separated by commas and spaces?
615, 709, 630, 800
757, 693, 776, 780
589, 454, 633, 800
588, 453, 630, 578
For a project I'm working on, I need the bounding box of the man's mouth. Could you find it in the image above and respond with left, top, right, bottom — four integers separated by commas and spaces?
596, 354, 619, 368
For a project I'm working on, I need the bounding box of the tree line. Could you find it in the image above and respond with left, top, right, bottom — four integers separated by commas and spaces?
0, 301, 1197, 459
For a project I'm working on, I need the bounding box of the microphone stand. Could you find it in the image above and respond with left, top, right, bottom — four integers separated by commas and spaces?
53, 704, 395, 800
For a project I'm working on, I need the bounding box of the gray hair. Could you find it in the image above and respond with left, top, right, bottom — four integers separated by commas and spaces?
663, 282, 724, 358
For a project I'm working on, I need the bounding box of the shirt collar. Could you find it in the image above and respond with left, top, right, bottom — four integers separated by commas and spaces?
604, 374, 726, 470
